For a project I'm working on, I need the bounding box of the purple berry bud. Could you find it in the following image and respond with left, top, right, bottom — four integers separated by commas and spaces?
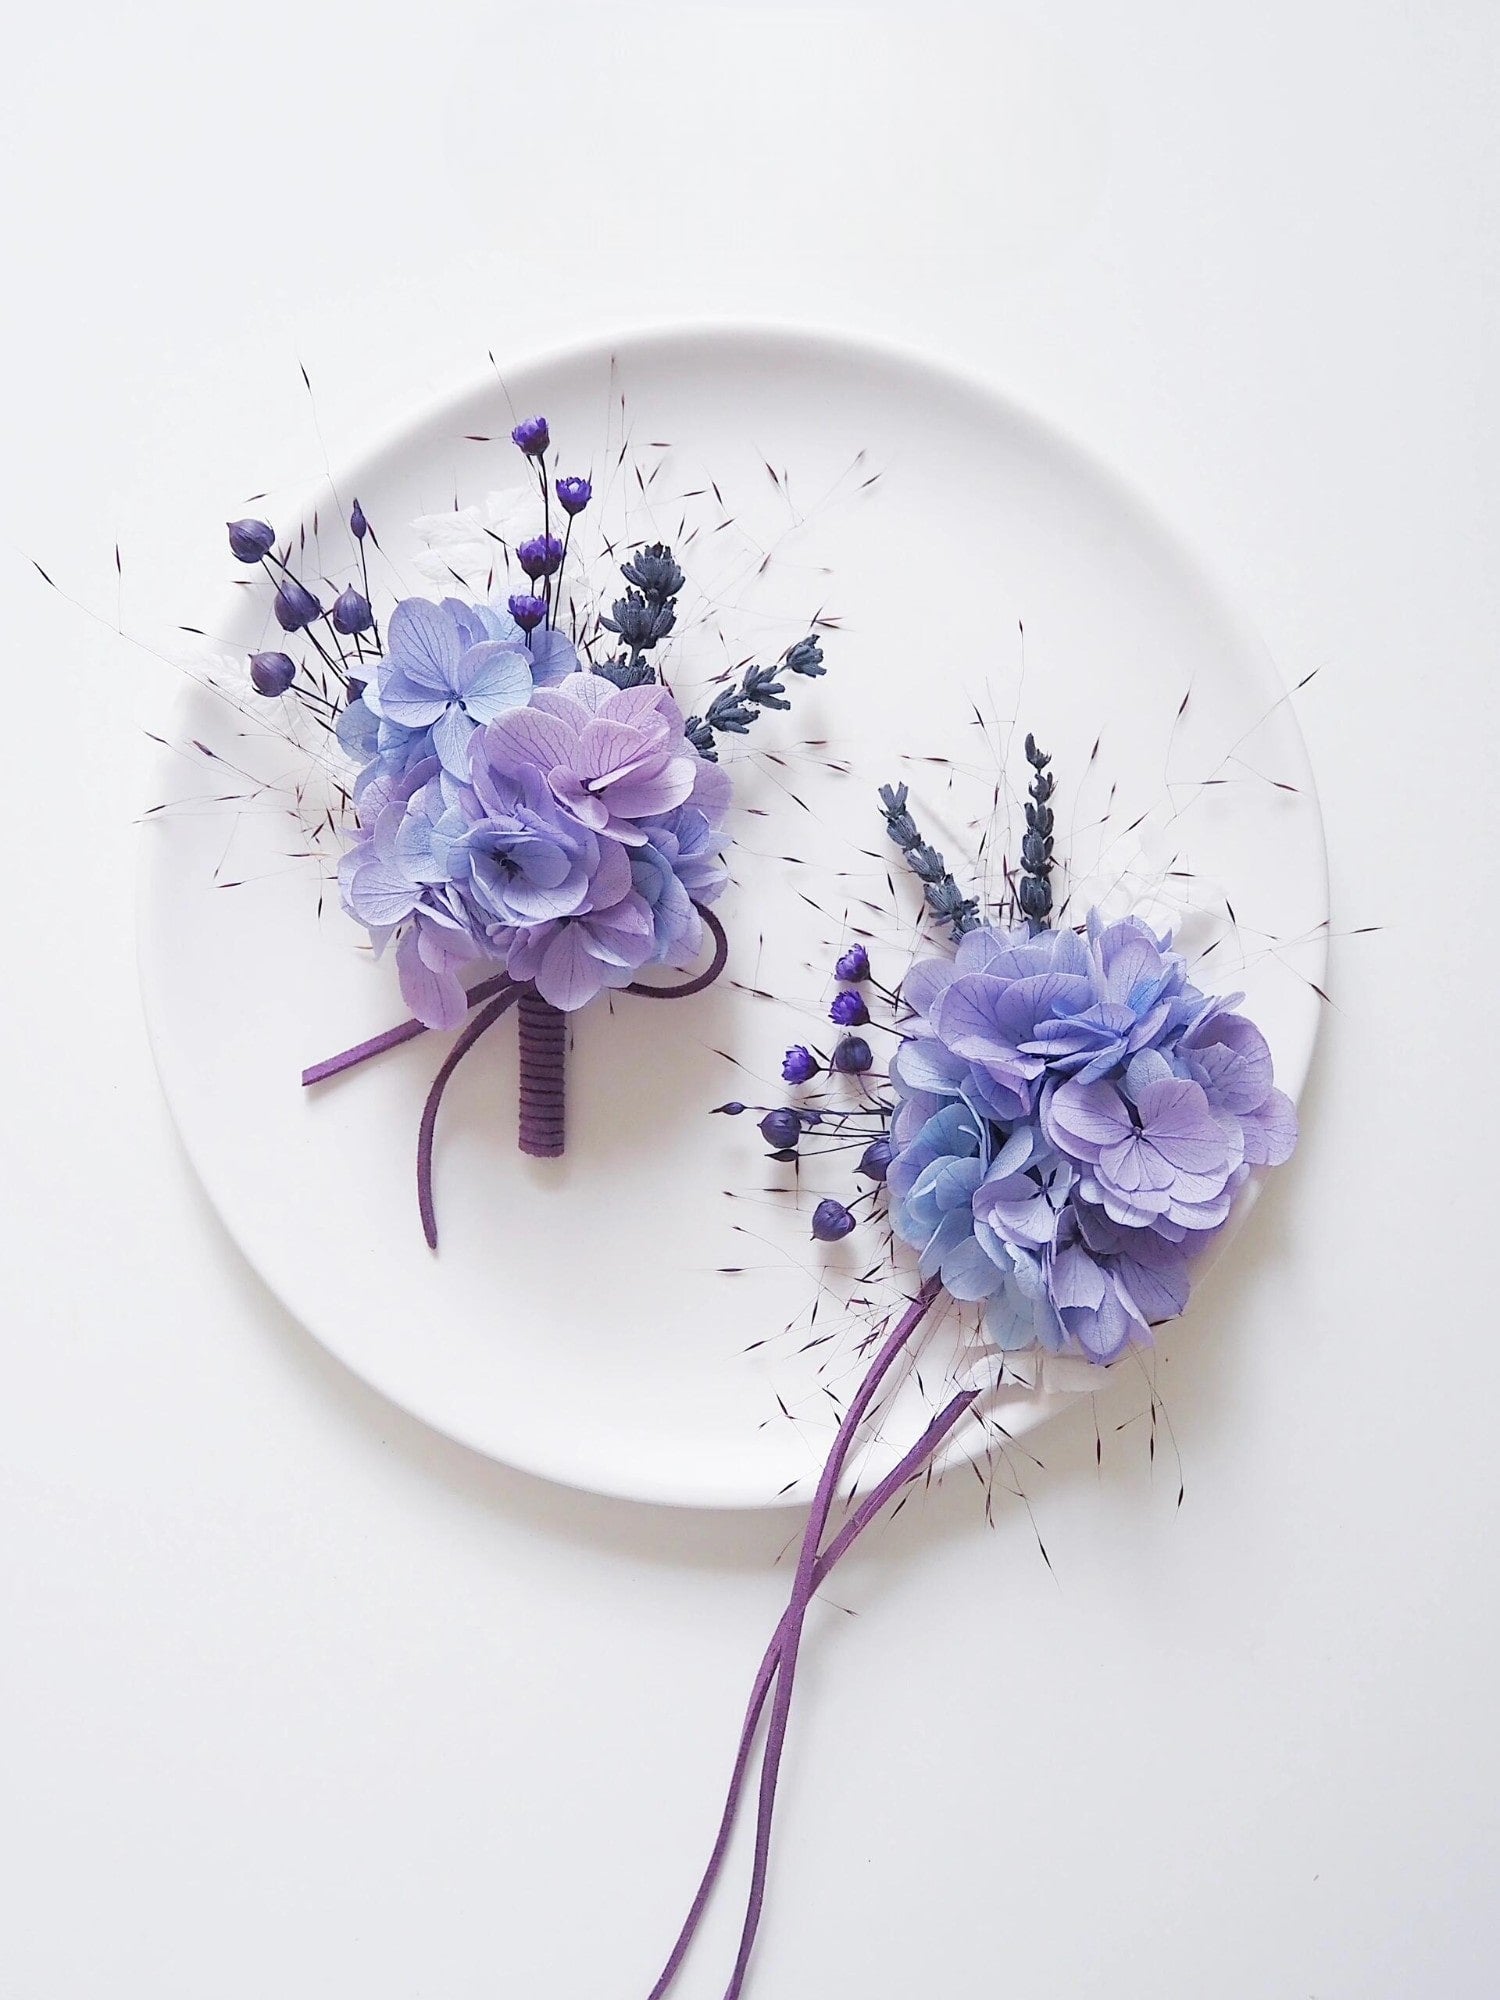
857, 1137, 893, 1182
830, 1034, 874, 1075
249, 650, 296, 697
273, 575, 321, 632
516, 533, 565, 580
555, 474, 592, 516
227, 518, 275, 563
829, 989, 870, 1028
714, 1101, 747, 1116
759, 1107, 802, 1151
511, 416, 550, 458
349, 498, 368, 540
508, 592, 548, 633
330, 586, 373, 636
781, 1044, 819, 1085
835, 942, 870, 983
811, 1198, 857, 1243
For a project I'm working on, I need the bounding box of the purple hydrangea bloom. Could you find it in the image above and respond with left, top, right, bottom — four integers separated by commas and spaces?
336, 620, 732, 1022
886, 1100, 1000, 1302
483, 673, 724, 845
885, 916, 1296, 1365
630, 804, 730, 968
337, 755, 486, 1029
1044, 1053, 1243, 1232
358, 596, 534, 779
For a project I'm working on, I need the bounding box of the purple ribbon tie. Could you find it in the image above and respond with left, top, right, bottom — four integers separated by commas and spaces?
302, 907, 730, 1248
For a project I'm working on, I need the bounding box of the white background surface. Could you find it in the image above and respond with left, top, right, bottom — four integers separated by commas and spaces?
3, 4, 1496, 1995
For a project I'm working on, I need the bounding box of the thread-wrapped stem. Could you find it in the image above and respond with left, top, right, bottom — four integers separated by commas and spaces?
517, 987, 567, 1158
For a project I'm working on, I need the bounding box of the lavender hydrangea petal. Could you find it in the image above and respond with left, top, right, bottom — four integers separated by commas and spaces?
431, 702, 479, 778
486, 704, 579, 778
396, 924, 468, 1030
1239, 1087, 1298, 1166
453, 641, 534, 720
522, 629, 578, 686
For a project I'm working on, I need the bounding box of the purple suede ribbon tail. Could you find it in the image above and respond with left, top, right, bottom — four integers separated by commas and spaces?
299, 905, 731, 1246
300, 974, 513, 1088
415, 989, 520, 1251
647, 1276, 963, 2000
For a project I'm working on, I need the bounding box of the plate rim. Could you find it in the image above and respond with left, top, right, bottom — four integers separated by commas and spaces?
136, 318, 1329, 1509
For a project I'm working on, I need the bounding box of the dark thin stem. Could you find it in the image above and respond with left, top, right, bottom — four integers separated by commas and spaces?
260, 552, 354, 685
357, 535, 382, 650
554, 514, 574, 634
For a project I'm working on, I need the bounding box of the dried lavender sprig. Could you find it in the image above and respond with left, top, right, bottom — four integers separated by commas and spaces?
1018, 732, 1055, 931
684, 636, 825, 760
595, 541, 686, 688
878, 782, 979, 938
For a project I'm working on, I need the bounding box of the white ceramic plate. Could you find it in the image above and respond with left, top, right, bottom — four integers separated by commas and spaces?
138, 326, 1326, 1509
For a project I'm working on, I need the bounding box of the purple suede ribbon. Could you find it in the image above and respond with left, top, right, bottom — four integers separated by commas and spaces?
302, 907, 730, 1247
649, 1275, 978, 2000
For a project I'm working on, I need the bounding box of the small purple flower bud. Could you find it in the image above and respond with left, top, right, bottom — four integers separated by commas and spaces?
273, 575, 321, 632
508, 592, 548, 633
511, 415, 550, 458
227, 518, 275, 564
516, 533, 565, 580
811, 1198, 857, 1243
349, 498, 368, 540
835, 942, 870, 983
830, 1034, 874, 1075
857, 1137, 893, 1182
759, 1107, 802, 1151
249, 650, 296, 697
781, 1044, 819, 1085
714, 1101, 747, 1116
830, 989, 870, 1028
555, 474, 592, 516
330, 586, 373, 636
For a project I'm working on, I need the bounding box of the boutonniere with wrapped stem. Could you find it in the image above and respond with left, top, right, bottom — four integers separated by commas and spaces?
230, 414, 829, 1245
646, 733, 1298, 1999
